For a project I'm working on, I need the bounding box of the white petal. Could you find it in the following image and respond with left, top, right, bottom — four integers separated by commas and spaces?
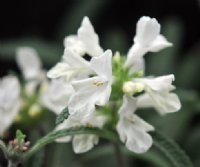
16, 47, 42, 80
0, 76, 20, 136
41, 78, 74, 114
68, 76, 111, 116
47, 62, 70, 79
64, 35, 85, 55
90, 50, 112, 80
137, 93, 154, 108
149, 35, 172, 52
119, 95, 137, 118
78, 16, 103, 57
73, 134, 98, 153
136, 74, 175, 92
63, 49, 91, 69
125, 125, 153, 153
148, 91, 181, 115
134, 16, 160, 46
116, 116, 153, 154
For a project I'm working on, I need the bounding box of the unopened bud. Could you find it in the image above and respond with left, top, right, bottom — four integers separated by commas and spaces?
123, 81, 144, 96
28, 104, 42, 118
113, 51, 121, 64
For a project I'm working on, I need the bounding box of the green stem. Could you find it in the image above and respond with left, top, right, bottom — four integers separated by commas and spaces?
24, 127, 118, 160
8, 161, 18, 167
0, 139, 8, 158
113, 143, 128, 167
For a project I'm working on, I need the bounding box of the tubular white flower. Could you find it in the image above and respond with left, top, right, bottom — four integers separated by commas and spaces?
16, 47, 45, 81
41, 78, 75, 114
55, 112, 107, 153
136, 74, 181, 115
125, 16, 172, 70
116, 95, 154, 153
68, 50, 112, 117
64, 16, 103, 57
0, 76, 20, 136
47, 49, 93, 80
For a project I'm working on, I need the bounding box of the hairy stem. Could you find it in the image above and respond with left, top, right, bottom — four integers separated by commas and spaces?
0, 139, 8, 159
113, 143, 128, 167
7, 161, 18, 167
24, 127, 119, 160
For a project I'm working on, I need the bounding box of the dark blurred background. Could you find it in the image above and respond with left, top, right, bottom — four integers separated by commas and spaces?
0, 0, 200, 47
0, 1, 200, 166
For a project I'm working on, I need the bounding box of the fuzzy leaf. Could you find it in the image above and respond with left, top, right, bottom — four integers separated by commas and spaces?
55, 107, 69, 125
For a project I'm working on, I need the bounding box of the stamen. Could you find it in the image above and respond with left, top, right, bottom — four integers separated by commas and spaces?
93, 80, 104, 87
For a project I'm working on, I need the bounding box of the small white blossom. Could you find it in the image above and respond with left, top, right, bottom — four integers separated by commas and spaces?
136, 74, 181, 115
0, 76, 20, 136
41, 78, 74, 114
117, 95, 154, 153
47, 49, 93, 81
125, 16, 172, 71
16, 47, 46, 96
68, 50, 112, 117
55, 112, 107, 153
16, 47, 45, 81
64, 16, 103, 57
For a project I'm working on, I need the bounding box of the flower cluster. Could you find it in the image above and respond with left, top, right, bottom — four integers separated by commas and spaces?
45, 16, 181, 153
0, 16, 181, 154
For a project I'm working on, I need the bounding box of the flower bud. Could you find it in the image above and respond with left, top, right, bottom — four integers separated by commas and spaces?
123, 81, 144, 96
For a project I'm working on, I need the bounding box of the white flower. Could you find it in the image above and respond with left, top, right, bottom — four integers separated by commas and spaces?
125, 16, 172, 71
68, 50, 112, 117
16, 47, 46, 96
136, 74, 181, 115
55, 112, 107, 153
16, 47, 45, 81
64, 16, 103, 57
47, 49, 93, 80
0, 76, 20, 136
41, 78, 74, 114
116, 95, 154, 153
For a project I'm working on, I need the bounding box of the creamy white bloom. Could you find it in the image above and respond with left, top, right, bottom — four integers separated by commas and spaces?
68, 50, 112, 117
116, 95, 154, 153
0, 76, 20, 136
125, 16, 172, 71
16, 47, 46, 96
41, 78, 74, 114
47, 49, 93, 80
136, 74, 181, 115
64, 16, 103, 57
55, 112, 107, 153
16, 47, 45, 81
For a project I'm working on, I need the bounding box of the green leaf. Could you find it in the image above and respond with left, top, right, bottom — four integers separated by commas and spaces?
24, 126, 118, 160
16, 130, 26, 141
151, 131, 193, 167
55, 107, 69, 125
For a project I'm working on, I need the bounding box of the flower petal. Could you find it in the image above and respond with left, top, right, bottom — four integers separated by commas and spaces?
16, 47, 42, 80
0, 76, 20, 136
90, 49, 112, 79
64, 35, 85, 55
78, 16, 103, 57
73, 134, 98, 153
149, 35, 172, 52
136, 74, 175, 92
42, 78, 74, 114
134, 16, 160, 46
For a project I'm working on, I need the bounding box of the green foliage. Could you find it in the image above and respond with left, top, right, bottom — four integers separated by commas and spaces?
16, 130, 26, 141
151, 131, 193, 167
56, 107, 70, 125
